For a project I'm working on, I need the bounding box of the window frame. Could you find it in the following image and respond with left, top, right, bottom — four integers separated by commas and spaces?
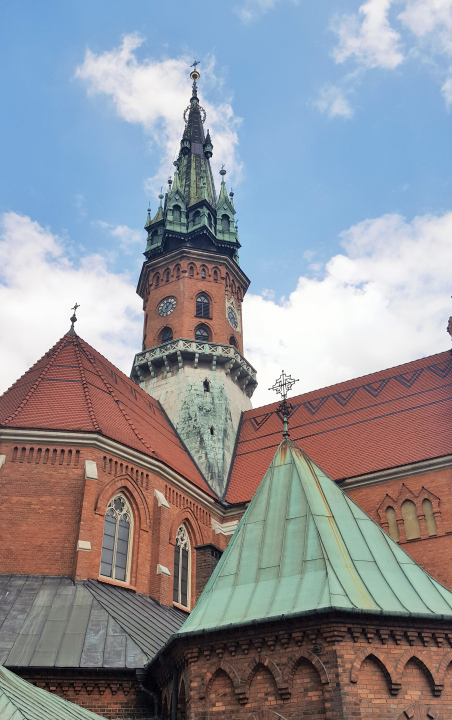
99, 493, 134, 585
195, 324, 210, 342
195, 293, 210, 318
173, 524, 191, 608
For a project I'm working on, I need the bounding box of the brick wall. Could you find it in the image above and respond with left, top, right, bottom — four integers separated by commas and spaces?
194, 544, 223, 601
0, 438, 230, 608
142, 254, 246, 353
150, 614, 452, 720
17, 668, 152, 719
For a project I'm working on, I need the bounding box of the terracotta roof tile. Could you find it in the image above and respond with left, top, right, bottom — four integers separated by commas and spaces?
226, 350, 452, 503
0, 333, 212, 496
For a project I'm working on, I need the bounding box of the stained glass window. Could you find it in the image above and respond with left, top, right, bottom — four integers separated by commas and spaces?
173, 525, 190, 607
100, 494, 133, 583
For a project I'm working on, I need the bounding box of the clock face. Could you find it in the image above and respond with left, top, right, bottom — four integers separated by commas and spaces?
158, 297, 177, 317
227, 306, 238, 329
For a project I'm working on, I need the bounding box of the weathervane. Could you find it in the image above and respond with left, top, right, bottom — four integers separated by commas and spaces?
269, 371, 299, 439
69, 303, 80, 335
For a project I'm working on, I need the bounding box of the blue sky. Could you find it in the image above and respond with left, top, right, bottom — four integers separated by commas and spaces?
1, 0, 452, 405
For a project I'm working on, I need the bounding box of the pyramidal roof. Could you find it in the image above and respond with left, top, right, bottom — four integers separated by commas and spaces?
179, 439, 452, 635
0, 664, 105, 720
0, 331, 211, 495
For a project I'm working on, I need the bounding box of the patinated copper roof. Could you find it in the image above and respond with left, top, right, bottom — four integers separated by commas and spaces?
178, 439, 452, 635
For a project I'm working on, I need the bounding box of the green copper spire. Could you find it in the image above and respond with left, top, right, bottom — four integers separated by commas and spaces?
142, 66, 241, 263
178, 439, 452, 636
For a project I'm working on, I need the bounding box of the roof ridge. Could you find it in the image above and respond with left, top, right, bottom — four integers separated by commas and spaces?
73, 337, 101, 432
2, 336, 69, 426
77, 340, 157, 456
248, 349, 452, 416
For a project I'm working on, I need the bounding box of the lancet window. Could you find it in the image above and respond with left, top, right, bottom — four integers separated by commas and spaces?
173, 525, 190, 607
100, 494, 133, 583
161, 326, 173, 343
195, 324, 210, 342
196, 293, 210, 318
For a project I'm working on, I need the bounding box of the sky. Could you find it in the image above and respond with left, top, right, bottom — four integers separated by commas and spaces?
1, 0, 452, 406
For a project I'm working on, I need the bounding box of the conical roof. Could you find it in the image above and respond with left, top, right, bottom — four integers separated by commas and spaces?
0, 664, 105, 719
179, 439, 452, 635
0, 331, 212, 495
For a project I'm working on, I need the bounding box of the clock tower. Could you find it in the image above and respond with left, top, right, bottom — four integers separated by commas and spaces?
131, 68, 257, 498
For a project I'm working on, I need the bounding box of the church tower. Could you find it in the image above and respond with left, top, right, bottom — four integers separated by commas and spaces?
131, 67, 257, 498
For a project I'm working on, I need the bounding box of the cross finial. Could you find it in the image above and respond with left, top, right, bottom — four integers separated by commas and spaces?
69, 303, 80, 336
269, 371, 299, 439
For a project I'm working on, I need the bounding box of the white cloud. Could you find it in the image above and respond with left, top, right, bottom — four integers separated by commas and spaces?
244, 210, 452, 405
1, 210, 451, 409
96, 220, 143, 252
332, 0, 404, 69
399, 0, 452, 52
234, 0, 295, 22
315, 84, 354, 118
0, 212, 142, 395
75, 36, 242, 199
326, 0, 452, 112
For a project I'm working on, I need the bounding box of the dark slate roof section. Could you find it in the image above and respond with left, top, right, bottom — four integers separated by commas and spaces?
0, 576, 186, 669
85, 579, 187, 661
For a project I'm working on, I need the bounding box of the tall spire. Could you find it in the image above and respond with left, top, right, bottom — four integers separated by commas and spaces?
174, 65, 217, 208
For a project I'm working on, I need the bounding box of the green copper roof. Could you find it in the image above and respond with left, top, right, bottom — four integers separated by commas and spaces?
179, 439, 452, 635
0, 664, 106, 720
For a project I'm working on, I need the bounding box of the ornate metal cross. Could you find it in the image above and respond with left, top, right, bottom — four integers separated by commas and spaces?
69, 302, 80, 334
269, 371, 299, 439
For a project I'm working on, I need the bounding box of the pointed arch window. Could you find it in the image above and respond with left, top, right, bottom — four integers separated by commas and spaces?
195, 324, 210, 342
161, 326, 173, 343
196, 293, 210, 318
193, 210, 201, 226
221, 214, 230, 232
173, 205, 181, 222
173, 525, 190, 607
100, 494, 133, 583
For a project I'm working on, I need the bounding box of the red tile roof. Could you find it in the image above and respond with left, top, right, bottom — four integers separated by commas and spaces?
0, 333, 212, 495
226, 350, 452, 504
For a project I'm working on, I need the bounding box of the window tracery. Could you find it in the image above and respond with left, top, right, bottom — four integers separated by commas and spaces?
196, 293, 210, 318
195, 324, 210, 341
173, 524, 190, 607
100, 494, 133, 583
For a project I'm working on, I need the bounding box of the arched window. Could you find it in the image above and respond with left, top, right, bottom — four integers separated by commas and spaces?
423, 498, 437, 536
221, 214, 230, 232
173, 205, 181, 222
161, 326, 173, 343
151, 229, 159, 244
196, 293, 210, 318
175, 265, 181, 280
213, 269, 218, 282
195, 324, 210, 342
154, 273, 160, 288
100, 494, 133, 583
229, 335, 238, 348
173, 525, 190, 607
401, 499, 421, 540
189, 265, 195, 278
207, 212, 213, 229
201, 267, 206, 279
165, 269, 170, 283
193, 210, 201, 226
385, 506, 399, 541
